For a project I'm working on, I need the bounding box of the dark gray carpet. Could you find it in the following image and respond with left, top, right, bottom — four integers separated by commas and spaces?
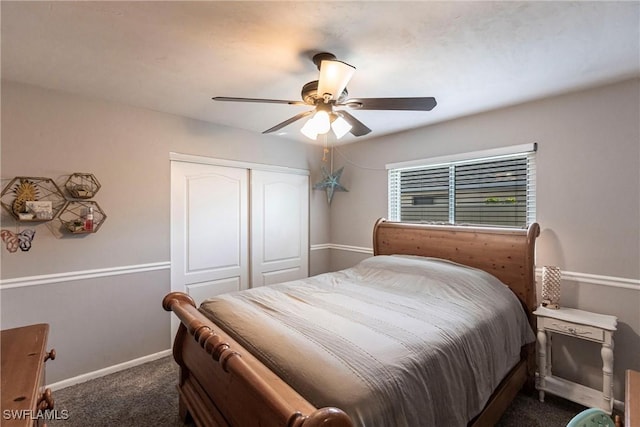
49, 356, 587, 426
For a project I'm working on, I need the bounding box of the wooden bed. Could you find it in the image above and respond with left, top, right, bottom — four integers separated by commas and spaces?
163, 219, 540, 427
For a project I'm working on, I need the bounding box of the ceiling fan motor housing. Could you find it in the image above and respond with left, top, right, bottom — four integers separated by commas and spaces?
312, 52, 337, 70
301, 80, 348, 105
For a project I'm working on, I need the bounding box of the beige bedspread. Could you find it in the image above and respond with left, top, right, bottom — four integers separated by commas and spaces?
199, 255, 535, 427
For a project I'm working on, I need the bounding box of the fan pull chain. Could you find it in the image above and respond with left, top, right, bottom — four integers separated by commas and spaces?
321, 133, 330, 166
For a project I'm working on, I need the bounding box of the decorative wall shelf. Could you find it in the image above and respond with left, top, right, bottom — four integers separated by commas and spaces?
0, 177, 66, 221
58, 200, 107, 234
64, 173, 101, 199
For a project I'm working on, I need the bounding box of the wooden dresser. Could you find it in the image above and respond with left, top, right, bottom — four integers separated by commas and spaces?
627, 370, 639, 427
1, 324, 55, 427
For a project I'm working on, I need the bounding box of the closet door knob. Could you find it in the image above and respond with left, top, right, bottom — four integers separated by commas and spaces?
44, 348, 56, 362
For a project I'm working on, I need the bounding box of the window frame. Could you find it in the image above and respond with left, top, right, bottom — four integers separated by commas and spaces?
387, 143, 537, 228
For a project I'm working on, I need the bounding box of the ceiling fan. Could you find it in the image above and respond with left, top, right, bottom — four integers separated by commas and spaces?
213, 52, 437, 140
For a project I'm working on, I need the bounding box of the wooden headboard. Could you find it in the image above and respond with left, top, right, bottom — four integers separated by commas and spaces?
373, 218, 540, 317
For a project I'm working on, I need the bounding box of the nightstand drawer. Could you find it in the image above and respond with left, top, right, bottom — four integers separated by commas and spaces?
545, 319, 604, 342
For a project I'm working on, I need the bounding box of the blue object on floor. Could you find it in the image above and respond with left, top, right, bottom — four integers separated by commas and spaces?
566, 408, 615, 427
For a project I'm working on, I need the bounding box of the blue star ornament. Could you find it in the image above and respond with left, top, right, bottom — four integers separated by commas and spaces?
314, 166, 348, 205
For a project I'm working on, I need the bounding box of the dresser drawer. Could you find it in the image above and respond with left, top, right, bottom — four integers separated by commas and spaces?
544, 319, 604, 342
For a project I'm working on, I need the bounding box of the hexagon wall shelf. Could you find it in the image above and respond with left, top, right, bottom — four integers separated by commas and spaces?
58, 200, 107, 234
64, 172, 101, 199
0, 177, 67, 221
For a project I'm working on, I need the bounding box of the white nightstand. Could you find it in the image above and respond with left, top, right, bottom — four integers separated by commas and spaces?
533, 306, 617, 413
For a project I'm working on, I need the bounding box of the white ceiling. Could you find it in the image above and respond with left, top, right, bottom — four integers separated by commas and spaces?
2, 1, 639, 145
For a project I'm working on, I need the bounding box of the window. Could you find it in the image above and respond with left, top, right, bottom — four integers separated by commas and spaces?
388, 144, 536, 227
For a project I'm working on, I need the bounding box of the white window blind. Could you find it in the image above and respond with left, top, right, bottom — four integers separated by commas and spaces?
388, 144, 536, 227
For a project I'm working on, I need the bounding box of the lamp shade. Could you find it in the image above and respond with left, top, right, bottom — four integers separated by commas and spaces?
541, 266, 561, 309
317, 60, 356, 101
313, 110, 331, 134
300, 119, 318, 140
300, 107, 352, 140
331, 116, 352, 139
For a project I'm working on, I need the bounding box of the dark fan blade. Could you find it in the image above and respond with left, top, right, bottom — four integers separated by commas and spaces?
213, 96, 306, 106
337, 111, 372, 137
263, 110, 315, 134
338, 97, 437, 111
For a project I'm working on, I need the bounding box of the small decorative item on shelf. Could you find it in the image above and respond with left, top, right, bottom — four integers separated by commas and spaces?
18, 212, 35, 220
541, 266, 562, 309
25, 201, 53, 220
58, 201, 106, 234
64, 173, 101, 199
66, 219, 85, 233
0, 177, 66, 221
83, 207, 94, 232
11, 179, 38, 216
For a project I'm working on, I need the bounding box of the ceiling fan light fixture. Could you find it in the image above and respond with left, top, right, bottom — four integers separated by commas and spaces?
313, 110, 331, 134
300, 119, 319, 140
331, 116, 352, 139
317, 60, 356, 102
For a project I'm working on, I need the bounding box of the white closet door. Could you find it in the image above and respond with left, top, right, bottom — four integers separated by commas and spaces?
251, 170, 309, 287
171, 161, 249, 338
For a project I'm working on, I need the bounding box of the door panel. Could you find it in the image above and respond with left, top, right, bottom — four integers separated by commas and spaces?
263, 181, 303, 262
171, 161, 249, 338
251, 170, 309, 287
186, 173, 243, 272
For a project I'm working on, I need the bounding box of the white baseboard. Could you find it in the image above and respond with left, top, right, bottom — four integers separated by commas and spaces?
47, 349, 172, 391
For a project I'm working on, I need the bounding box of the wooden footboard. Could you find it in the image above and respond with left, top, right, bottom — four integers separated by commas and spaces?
162, 292, 354, 427
164, 291, 532, 427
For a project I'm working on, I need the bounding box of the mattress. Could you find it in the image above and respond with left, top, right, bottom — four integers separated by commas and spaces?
199, 255, 535, 427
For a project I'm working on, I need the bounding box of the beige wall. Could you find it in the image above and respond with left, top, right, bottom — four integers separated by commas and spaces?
327, 78, 640, 401
2, 78, 638, 403
0, 81, 330, 382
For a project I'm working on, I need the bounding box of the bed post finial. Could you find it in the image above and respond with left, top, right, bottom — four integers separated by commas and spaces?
162, 291, 196, 311
527, 222, 540, 241
372, 217, 387, 256
292, 407, 354, 427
